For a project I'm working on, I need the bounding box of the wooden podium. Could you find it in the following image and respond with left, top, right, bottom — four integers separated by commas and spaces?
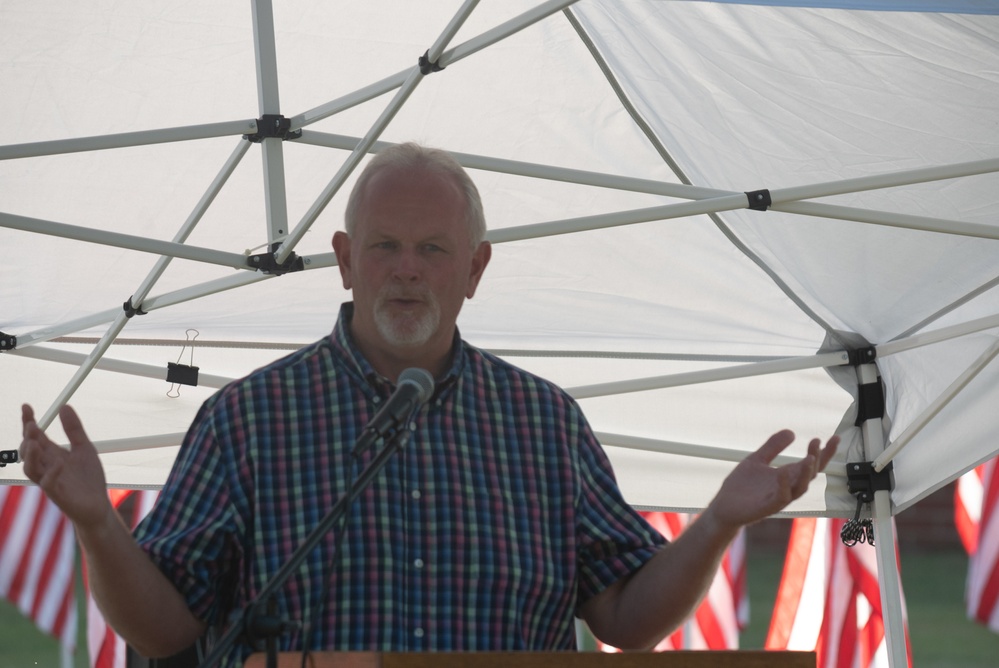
245, 651, 815, 668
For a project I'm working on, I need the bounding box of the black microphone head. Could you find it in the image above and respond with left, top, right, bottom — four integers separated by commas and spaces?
398, 367, 435, 405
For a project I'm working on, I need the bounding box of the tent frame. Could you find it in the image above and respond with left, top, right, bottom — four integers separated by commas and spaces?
4, 2, 999, 665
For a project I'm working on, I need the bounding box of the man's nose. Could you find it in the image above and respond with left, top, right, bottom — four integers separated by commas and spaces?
391, 248, 422, 280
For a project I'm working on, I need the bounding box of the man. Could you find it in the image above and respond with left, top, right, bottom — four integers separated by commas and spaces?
20, 143, 837, 665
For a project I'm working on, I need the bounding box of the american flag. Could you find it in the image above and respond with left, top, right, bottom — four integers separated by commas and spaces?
85, 489, 159, 668
0, 484, 78, 650
955, 457, 999, 632
765, 517, 910, 667
598, 511, 748, 651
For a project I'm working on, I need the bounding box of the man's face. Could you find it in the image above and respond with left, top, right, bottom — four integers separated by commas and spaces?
333, 166, 490, 366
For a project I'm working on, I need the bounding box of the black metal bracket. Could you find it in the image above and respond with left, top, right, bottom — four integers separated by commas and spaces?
841, 460, 894, 547
847, 460, 894, 503
419, 49, 445, 75
244, 114, 302, 143
745, 189, 772, 211
0, 331, 16, 352
247, 244, 306, 275
123, 297, 148, 318
848, 346, 877, 366
0, 449, 18, 467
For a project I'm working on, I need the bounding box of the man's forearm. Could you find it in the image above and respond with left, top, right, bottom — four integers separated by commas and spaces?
78, 507, 207, 658
583, 507, 739, 650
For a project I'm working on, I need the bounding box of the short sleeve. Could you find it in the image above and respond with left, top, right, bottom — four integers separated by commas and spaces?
573, 423, 666, 604
133, 397, 247, 625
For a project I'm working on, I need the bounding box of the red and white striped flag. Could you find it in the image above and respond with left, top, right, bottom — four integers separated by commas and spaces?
0, 484, 78, 650
598, 511, 748, 651
955, 457, 999, 632
765, 517, 910, 667
85, 489, 159, 668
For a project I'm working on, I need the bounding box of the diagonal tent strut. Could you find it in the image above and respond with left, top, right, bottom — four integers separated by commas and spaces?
27, 141, 253, 431
275, 0, 500, 265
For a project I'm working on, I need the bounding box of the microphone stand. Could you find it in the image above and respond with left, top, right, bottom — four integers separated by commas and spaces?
197, 422, 415, 668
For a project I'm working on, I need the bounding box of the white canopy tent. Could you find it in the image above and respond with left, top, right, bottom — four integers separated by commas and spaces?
2, 1, 998, 664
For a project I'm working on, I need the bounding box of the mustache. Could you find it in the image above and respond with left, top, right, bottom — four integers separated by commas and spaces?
377, 285, 435, 303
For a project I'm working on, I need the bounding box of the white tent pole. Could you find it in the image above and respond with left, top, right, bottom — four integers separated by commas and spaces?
11, 345, 234, 389
34, 315, 129, 430
276, 69, 420, 263
595, 431, 805, 467
296, 130, 999, 209
297, 129, 999, 242
291, 0, 580, 130
0, 119, 256, 160
0, 212, 251, 269
129, 139, 253, 307
13, 275, 270, 349
567, 350, 849, 399
855, 362, 906, 667
426, 0, 483, 63
251, 0, 281, 115
297, 129, 731, 200
91, 433, 187, 454
250, 0, 290, 246
12, 252, 335, 349
878, 312, 999, 356
291, 73, 411, 130
772, 157, 999, 202
437, 0, 578, 65
873, 337, 999, 472
486, 194, 752, 243
275, 0, 484, 264
775, 200, 999, 241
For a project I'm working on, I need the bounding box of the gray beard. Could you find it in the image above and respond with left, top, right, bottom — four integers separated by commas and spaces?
373, 291, 441, 348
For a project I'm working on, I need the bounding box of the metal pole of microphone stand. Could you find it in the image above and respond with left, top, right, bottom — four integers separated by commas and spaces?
197, 424, 414, 668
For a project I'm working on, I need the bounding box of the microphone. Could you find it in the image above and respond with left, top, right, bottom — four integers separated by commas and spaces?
351, 368, 434, 456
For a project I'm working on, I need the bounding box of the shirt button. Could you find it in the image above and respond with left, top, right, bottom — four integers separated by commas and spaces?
413, 558, 425, 569
411, 489, 422, 500
414, 627, 425, 638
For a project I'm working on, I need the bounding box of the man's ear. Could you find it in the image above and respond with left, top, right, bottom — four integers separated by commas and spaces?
332, 231, 353, 290
466, 241, 492, 299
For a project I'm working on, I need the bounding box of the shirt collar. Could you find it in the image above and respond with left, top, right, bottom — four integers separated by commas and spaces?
332, 301, 464, 397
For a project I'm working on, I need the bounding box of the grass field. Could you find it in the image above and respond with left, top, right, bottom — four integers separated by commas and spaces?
2, 549, 997, 666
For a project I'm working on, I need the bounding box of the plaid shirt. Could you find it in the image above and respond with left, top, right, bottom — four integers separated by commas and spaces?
135, 303, 664, 665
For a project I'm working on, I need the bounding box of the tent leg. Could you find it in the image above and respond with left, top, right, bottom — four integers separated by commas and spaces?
872, 488, 908, 666
856, 362, 907, 667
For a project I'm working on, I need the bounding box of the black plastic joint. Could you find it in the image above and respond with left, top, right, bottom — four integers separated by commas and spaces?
419, 50, 445, 75
848, 346, 877, 366
846, 461, 894, 503
123, 297, 147, 318
244, 114, 302, 143
0, 449, 19, 466
855, 379, 886, 425
745, 189, 772, 211
0, 331, 16, 352
167, 362, 200, 387
247, 247, 306, 276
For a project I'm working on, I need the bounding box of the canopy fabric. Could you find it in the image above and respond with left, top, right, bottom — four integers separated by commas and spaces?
2, 1, 998, 526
